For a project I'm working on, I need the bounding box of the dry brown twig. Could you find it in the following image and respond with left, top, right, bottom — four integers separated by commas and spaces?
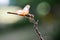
7, 5, 44, 40
26, 14, 44, 40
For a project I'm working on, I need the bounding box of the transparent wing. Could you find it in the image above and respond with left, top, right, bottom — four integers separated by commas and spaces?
16, 10, 23, 14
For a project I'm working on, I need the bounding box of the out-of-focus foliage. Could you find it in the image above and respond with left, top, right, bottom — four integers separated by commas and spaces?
0, 0, 60, 40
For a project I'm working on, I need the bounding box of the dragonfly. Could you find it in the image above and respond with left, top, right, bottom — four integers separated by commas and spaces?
7, 5, 34, 18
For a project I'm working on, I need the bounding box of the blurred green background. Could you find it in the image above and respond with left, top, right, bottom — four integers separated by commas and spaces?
0, 0, 60, 40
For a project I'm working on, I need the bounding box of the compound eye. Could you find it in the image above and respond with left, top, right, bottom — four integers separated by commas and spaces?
23, 5, 30, 11
26, 5, 30, 8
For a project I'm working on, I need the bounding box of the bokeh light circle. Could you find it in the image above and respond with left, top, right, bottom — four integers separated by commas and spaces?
37, 2, 50, 17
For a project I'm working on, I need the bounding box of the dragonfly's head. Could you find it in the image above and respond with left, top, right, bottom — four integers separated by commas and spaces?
23, 5, 30, 11
26, 5, 30, 9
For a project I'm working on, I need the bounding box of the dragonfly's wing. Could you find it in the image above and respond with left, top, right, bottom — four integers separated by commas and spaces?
16, 10, 23, 14
23, 5, 30, 11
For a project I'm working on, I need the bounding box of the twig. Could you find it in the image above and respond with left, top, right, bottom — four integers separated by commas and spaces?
26, 14, 44, 40
33, 20, 44, 40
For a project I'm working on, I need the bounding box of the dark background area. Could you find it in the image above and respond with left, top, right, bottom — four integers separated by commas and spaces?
0, 0, 60, 40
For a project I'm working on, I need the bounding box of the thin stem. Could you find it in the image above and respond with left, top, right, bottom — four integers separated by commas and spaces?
33, 20, 44, 40
26, 14, 44, 40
